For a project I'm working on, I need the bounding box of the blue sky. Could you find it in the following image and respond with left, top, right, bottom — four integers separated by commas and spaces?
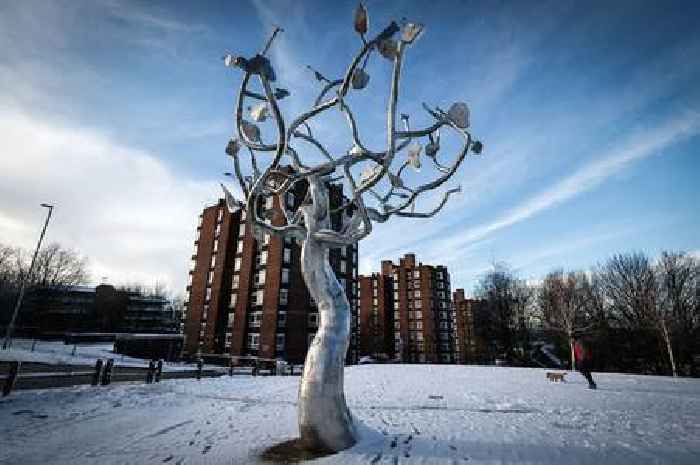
1, 0, 698, 295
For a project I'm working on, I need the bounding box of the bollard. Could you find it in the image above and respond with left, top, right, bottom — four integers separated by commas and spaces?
228, 360, 234, 377
252, 360, 258, 377
92, 359, 104, 386
155, 359, 163, 383
2, 361, 21, 396
31, 339, 37, 352
196, 359, 203, 380
102, 359, 114, 385
146, 360, 155, 384
71, 344, 77, 356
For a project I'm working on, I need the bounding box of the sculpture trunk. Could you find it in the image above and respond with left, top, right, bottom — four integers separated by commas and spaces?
297, 179, 357, 452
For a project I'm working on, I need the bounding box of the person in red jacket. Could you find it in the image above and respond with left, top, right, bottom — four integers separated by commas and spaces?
573, 333, 597, 389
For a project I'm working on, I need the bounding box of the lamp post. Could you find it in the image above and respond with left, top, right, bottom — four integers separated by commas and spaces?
2, 203, 54, 350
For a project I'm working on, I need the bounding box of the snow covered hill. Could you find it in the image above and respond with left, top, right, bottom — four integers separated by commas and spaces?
1, 365, 698, 464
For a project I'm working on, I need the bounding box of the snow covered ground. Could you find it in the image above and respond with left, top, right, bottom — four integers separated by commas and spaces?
0, 338, 207, 371
1, 365, 698, 464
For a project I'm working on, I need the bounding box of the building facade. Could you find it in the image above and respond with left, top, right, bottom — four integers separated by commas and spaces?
358, 254, 454, 363
184, 184, 359, 364
19, 284, 178, 337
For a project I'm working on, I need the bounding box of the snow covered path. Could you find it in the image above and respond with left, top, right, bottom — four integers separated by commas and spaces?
1, 365, 699, 464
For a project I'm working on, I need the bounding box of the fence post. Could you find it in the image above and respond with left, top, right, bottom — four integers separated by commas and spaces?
92, 359, 104, 386
2, 361, 21, 396
155, 359, 163, 383
102, 359, 114, 386
196, 359, 203, 380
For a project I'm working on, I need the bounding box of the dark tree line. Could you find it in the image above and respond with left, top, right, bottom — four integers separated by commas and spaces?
0, 242, 90, 326
472, 251, 700, 376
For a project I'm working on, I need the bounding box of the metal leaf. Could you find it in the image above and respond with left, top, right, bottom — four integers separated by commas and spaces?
401, 22, 424, 44
250, 104, 269, 122
447, 102, 470, 129
388, 172, 404, 189
221, 183, 244, 213
351, 68, 370, 90
241, 120, 261, 142
407, 142, 422, 170
377, 39, 398, 60
471, 140, 483, 155
360, 165, 382, 184
225, 138, 240, 157
354, 3, 368, 35
349, 144, 365, 156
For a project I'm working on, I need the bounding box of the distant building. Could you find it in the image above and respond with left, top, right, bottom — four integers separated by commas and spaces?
357, 272, 394, 360
20, 284, 178, 337
358, 254, 454, 363
183, 182, 359, 364
452, 289, 487, 364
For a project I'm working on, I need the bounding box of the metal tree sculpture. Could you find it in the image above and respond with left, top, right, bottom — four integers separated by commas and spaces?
222, 4, 483, 453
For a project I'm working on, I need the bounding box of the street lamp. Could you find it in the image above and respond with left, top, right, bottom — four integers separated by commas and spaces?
2, 203, 54, 350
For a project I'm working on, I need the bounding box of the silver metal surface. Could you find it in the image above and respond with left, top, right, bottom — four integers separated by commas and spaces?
221, 10, 483, 452
297, 176, 357, 451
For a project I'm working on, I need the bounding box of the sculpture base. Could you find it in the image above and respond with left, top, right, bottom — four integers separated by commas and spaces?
260, 438, 336, 463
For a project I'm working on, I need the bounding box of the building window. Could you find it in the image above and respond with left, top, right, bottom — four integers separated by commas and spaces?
414, 300, 422, 309
234, 257, 241, 272
255, 269, 266, 285
285, 192, 295, 208
236, 241, 243, 254
414, 290, 421, 298
205, 288, 211, 302
229, 293, 237, 308
258, 250, 268, 266
207, 272, 213, 285
277, 311, 287, 328
214, 223, 221, 237
225, 332, 232, 347
340, 260, 347, 273
232, 274, 239, 289
373, 287, 378, 297
217, 209, 224, 223
308, 312, 319, 328
228, 312, 235, 327
281, 268, 290, 284
210, 254, 216, 268
240, 208, 247, 220
249, 311, 263, 328
239, 223, 246, 236
213, 239, 219, 252
276, 333, 285, 351
413, 270, 420, 278
247, 333, 260, 349
283, 248, 291, 264
279, 289, 288, 306
265, 196, 274, 210
252, 289, 264, 306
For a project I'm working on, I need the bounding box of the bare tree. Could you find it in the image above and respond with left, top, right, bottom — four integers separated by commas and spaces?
538, 270, 593, 370
220, 5, 482, 452
474, 264, 530, 362
599, 252, 657, 330
32, 243, 89, 288
654, 251, 698, 377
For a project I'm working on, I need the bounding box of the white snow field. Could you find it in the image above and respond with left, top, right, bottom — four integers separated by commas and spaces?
1, 365, 699, 465
0, 338, 206, 371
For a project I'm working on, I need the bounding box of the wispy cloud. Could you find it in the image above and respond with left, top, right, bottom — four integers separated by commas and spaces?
432, 112, 700, 253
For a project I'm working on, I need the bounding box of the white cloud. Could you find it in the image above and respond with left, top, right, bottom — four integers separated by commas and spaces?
0, 107, 218, 294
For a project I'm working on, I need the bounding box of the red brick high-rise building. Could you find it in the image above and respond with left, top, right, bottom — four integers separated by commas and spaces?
452, 289, 488, 364
358, 254, 454, 363
183, 183, 359, 364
